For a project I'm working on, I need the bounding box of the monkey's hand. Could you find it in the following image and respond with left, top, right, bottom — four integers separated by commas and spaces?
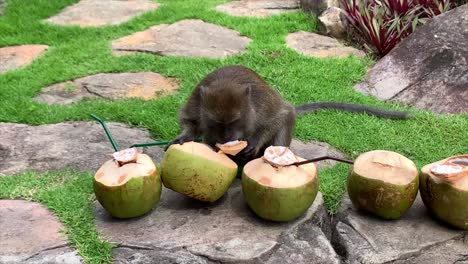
164, 134, 196, 151
237, 138, 260, 161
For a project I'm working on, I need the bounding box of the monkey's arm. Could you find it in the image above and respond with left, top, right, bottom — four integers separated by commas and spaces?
295, 102, 409, 119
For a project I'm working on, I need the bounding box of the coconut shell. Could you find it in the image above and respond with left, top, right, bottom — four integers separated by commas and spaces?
161, 142, 238, 202
94, 153, 161, 218
420, 155, 468, 230
347, 150, 419, 219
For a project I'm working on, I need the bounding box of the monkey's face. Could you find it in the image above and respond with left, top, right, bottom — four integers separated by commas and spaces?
199, 84, 251, 144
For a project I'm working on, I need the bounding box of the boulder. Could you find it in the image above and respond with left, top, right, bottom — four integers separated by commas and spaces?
318, 7, 349, 39
354, 5, 468, 114
300, 0, 340, 16
95, 180, 340, 264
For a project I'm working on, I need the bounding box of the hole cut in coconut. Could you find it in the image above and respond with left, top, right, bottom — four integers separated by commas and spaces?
244, 157, 316, 188
427, 155, 468, 190
353, 150, 418, 185
215, 140, 248, 156
95, 152, 156, 186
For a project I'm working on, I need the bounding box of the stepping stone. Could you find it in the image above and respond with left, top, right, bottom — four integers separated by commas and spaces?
35, 72, 179, 105
112, 19, 251, 58
45, 0, 159, 27
290, 139, 346, 169
287, 31, 365, 58
354, 5, 468, 114
95, 180, 340, 264
0, 200, 82, 263
215, 0, 300, 18
0, 45, 48, 74
0, 122, 164, 176
332, 194, 468, 263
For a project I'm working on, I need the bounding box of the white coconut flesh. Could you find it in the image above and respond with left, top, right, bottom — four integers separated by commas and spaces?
95, 152, 156, 186
171, 142, 237, 168
215, 140, 248, 156
353, 150, 417, 185
424, 155, 468, 190
244, 157, 316, 188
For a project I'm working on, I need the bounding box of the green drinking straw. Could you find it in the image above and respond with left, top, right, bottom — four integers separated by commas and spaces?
90, 114, 119, 152
130, 138, 203, 148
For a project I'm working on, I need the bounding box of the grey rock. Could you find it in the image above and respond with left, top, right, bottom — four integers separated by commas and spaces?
0, 200, 82, 264
0, 45, 48, 74
318, 7, 349, 39
354, 5, 468, 114
215, 0, 300, 18
95, 180, 339, 263
34, 72, 179, 105
0, 0, 5, 16
333, 193, 468, 263
45, 0, 159, 27
300, 0, 340, 16
0, 122, 164, 176
112, 19, 252, 58
290, 139, 346, 169
287, 31, 365, 58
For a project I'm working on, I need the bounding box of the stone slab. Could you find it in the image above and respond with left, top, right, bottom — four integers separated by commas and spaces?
290, 139, 346, 169
45, 0, 159, 27
215, 0, 300, 18
333, 193, 468, 263
0, 45, 48, 74
0, 200, 81, 264
95, 181, 340, 263
34, 72, 179, 105
0, 122, 164, 176
354, 5, 468, 114
287, 31, 365, 58
112, 19, 251, 58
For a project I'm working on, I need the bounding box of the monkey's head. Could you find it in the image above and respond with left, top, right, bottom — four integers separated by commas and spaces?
199, 83, 254, 144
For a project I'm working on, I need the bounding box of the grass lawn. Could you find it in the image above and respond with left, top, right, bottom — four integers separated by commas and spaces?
0, 0, 467, 263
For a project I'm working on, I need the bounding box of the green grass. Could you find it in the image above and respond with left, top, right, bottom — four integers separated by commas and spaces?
0, 0, 467, 263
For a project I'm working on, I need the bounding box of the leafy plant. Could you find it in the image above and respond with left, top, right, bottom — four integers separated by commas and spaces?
341, 0, 464, 56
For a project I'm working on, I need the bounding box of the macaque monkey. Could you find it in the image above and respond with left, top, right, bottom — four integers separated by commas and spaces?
168, 65, 408, 162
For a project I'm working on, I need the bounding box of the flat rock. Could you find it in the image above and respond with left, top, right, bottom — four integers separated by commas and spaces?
287, 31, 365, 58
332, 193, 468, 264
0, 200, 82, 264
354, 5, 468, 114
0, 45, 48, 74
0, 122, 164, 176
215, 0, 300, 18
34, 72, 179, 105
290, 139, 346, 169
112, 19, 251, 58
95, 181, 340, 264
45, 0, 159, 27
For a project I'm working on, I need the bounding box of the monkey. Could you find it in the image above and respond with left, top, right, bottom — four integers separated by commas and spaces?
167, 65, 408, 163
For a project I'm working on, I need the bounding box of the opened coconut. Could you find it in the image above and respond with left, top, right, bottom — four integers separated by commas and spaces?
161, 141, 238, 202
242, 146, 318, 222
94, 148, 161, 218
420, 155, 468, 230
347, 150, 418, 219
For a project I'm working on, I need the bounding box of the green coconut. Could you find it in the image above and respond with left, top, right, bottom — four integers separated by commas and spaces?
347, 150, 419, 219
242, 154, 318, 222
161, 142, 238, 202
94, 148, 161, 218
420, 155, 468, 230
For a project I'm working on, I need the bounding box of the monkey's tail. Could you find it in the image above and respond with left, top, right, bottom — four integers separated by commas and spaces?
295, 102, 409, 119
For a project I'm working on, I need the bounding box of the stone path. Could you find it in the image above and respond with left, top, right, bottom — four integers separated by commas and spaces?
0, 45, 48, 74
112, 19, 252, 58
354, 5, 468, 114
35, 72, 179, 105
95, 180, 340, 264
45, 0, 159, 27
333, 194, 468, 263
0, 200, 82, 264
0, 122, 165, 176
287, 31, 365, 58
215, 0, 300, 17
